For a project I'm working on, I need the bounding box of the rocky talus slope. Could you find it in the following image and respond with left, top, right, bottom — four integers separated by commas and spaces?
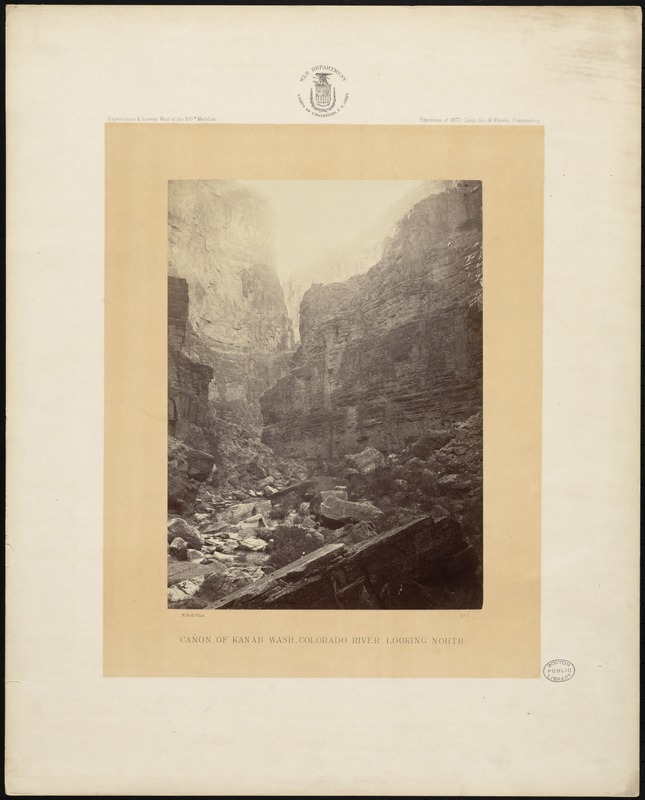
167, 411, 482, 609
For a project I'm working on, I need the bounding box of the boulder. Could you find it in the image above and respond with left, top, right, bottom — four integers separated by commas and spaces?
168, 537, 188, 560
175, 576, 205, 597
319, 494, 384, 525
186, 548, 205, 563
238, 537, 267, 552
345, 447, 386, 474
168, 517, 203, 551
430, 504, 450, 522
185, 448, 216, 481
205, 551, 235, 563
168, 472, 195, 516
215, 502, 257, 525
263, 485, 278, 497
251, 498, 272, 516
258, 475, 275, 488
309, 488, 348, 515
168, 585, 189, 603
200, 524, 229, 536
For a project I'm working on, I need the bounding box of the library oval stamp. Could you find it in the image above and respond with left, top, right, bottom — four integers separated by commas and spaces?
543, 659, 575, 682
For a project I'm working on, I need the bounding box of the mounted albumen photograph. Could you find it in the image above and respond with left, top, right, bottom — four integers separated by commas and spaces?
167, 179, 483, 609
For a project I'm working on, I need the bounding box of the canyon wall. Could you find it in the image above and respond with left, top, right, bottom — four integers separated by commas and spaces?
168, 276, 214, 446
261, 181, 483, 467
168, 181, 298, 509
282, 180, 446, 339
169, 180, 294, 432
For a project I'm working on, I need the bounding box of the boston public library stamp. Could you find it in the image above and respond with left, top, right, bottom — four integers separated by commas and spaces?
543, 659, 575, 682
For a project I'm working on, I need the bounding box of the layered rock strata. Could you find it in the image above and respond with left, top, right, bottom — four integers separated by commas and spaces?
167, 181, 299, 511
282, 180, 449, 339
169, 180, 294, 432
261, 182, 483, 467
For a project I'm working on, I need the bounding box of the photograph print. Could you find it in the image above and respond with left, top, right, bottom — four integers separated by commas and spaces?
167, 179, 483, 610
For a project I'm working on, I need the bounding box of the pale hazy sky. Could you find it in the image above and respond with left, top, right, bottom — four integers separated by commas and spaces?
238, 180, 426, 279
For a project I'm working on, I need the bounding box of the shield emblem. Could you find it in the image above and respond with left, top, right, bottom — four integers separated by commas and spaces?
311, 72, 336, 110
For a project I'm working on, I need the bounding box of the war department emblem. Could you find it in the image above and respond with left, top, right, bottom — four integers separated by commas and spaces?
298, 65, 349, 117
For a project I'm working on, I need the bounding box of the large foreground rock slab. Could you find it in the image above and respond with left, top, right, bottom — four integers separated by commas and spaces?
205, 516, 481, 611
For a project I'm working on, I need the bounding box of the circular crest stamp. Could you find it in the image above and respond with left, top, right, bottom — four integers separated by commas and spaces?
543, 659, 575, 682
298, 65, 349, 117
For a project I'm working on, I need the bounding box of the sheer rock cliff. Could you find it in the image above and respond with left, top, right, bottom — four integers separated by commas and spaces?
260, 182, 483, 468
282, 180, 450, 339
167, 181, 297, 511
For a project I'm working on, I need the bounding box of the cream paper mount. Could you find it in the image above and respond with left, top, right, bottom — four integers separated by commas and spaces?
7, 6, 640, 797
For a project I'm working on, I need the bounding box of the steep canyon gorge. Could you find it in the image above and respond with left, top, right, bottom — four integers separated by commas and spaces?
167, 180, 483, 610
167, 181, 303, 516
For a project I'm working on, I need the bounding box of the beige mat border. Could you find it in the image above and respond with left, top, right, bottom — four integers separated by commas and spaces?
104, 124, 543, 678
